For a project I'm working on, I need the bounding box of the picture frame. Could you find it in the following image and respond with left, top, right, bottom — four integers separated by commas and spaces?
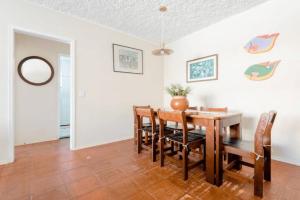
113, 44, 143, 74
186, 54, 218, 82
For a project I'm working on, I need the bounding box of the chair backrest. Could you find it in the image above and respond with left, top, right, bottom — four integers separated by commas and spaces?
158, 110, 188, 144
200, 107, 228, 112
133, 105, 150, 123
263, 111, 277, 147
188, 106, 198, 110
254, 111, 277, 155
173, 106, 197, 127
254, 113, 269, 156
135, 107, 156, 133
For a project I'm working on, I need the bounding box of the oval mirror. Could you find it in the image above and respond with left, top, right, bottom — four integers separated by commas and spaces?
18, 56, 54, 86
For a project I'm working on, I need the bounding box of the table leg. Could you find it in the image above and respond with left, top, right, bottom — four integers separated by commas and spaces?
215, 120, 223, 186
205, 120, 215, 184
228, 123, 242, 170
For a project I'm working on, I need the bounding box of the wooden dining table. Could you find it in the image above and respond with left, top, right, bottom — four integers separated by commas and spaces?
182, 110, 242, 186
138, 109, 242, 186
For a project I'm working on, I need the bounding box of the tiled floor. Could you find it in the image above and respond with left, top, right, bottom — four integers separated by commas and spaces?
0, 139, 299, 200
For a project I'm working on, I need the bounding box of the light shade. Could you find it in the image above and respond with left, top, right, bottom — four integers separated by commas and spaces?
152, 5, 174, 56
152, 48, 174, 56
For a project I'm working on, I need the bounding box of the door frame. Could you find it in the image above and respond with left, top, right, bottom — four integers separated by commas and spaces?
8, 26, 76, 162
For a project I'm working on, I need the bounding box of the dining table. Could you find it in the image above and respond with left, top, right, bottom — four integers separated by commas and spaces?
135, 108, 243, 186
181, 109, 242, 186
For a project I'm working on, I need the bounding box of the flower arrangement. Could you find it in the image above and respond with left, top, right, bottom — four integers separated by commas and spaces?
166, 84, 191, 97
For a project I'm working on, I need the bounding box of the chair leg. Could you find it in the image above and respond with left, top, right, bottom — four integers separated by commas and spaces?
254, 158, 264, 198
152, 134, 157, 162
264, 147, 271, 181
198, 145, 202, 163
137, 130, 142, 153
170, 141, 175, 154
224, 153, 227, 161
145, 131, 149, 145
178, 144, 183, 160
182, 147, 188, 180
203, 143, 206, 171
160, 137, 165, 167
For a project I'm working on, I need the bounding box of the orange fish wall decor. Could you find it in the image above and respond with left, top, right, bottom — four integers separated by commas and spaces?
244, 33, 279, 54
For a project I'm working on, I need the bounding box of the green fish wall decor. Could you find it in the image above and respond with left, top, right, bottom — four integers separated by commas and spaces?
244, 60, 281, 81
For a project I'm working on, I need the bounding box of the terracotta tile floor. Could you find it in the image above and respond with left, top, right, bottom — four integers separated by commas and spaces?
0, 138, 299, 200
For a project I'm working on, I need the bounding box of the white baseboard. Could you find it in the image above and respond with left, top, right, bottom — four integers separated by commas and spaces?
73, 136, 133, 151
272, 156, 300, 166
0, 158, 14, 166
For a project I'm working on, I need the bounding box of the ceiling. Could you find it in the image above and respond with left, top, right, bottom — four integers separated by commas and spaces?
25, 0, 269, 44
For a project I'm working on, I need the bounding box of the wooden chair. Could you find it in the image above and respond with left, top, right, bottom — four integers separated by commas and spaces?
133, 105, 150, 145
222, 111, 277, 198
158, 110, 206, 180
135, 107, 159, 162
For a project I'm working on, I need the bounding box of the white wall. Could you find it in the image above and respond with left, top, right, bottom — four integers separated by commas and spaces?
0, 0, 164, 164
15, 33, 69, 145
163, 0, 300, 165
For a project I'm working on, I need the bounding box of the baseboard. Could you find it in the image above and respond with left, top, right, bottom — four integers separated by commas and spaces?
272, 156, 300, 166
0, 158, 14, 166
14, 138, 60, 146
73, 136, 133, 151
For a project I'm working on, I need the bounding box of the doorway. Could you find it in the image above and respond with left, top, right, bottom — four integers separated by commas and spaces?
59, 55, 71, 139
9, 27, 76, 163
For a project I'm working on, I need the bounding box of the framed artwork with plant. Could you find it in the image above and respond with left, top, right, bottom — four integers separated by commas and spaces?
186, 54, 218, 82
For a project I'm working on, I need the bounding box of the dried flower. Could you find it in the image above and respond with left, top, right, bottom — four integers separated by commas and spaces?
166, 84, 191, 97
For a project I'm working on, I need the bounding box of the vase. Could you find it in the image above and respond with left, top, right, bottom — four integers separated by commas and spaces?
170, 96, 189, 111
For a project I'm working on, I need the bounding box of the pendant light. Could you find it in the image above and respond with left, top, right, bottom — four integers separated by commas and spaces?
152, 5, 174, 56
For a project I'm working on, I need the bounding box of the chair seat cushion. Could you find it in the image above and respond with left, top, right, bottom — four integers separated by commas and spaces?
165, 124, 195, 131
165, 131, 205, 144
142, 125, 160, 133
142, 123, 151, 127
223, 138, 254, 153
188, 129, 206, 137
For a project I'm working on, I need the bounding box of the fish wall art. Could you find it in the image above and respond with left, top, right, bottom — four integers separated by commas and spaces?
244, 33, 279, 54
244, 60, 281, 81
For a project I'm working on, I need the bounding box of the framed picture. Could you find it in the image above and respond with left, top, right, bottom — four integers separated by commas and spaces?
113, 44, 143, 74
186, 54, 218, 82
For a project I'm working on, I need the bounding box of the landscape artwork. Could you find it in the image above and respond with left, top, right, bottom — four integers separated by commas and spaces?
113, 44, 143, 74
244, 33, 280, 54
186, 54, 218, 82
244, 60, 281, 81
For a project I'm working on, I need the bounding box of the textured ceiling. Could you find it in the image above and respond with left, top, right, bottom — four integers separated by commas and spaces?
25, 0, 269, 44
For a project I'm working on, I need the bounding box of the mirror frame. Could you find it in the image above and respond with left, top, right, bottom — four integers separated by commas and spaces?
18, 56, 54, 86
